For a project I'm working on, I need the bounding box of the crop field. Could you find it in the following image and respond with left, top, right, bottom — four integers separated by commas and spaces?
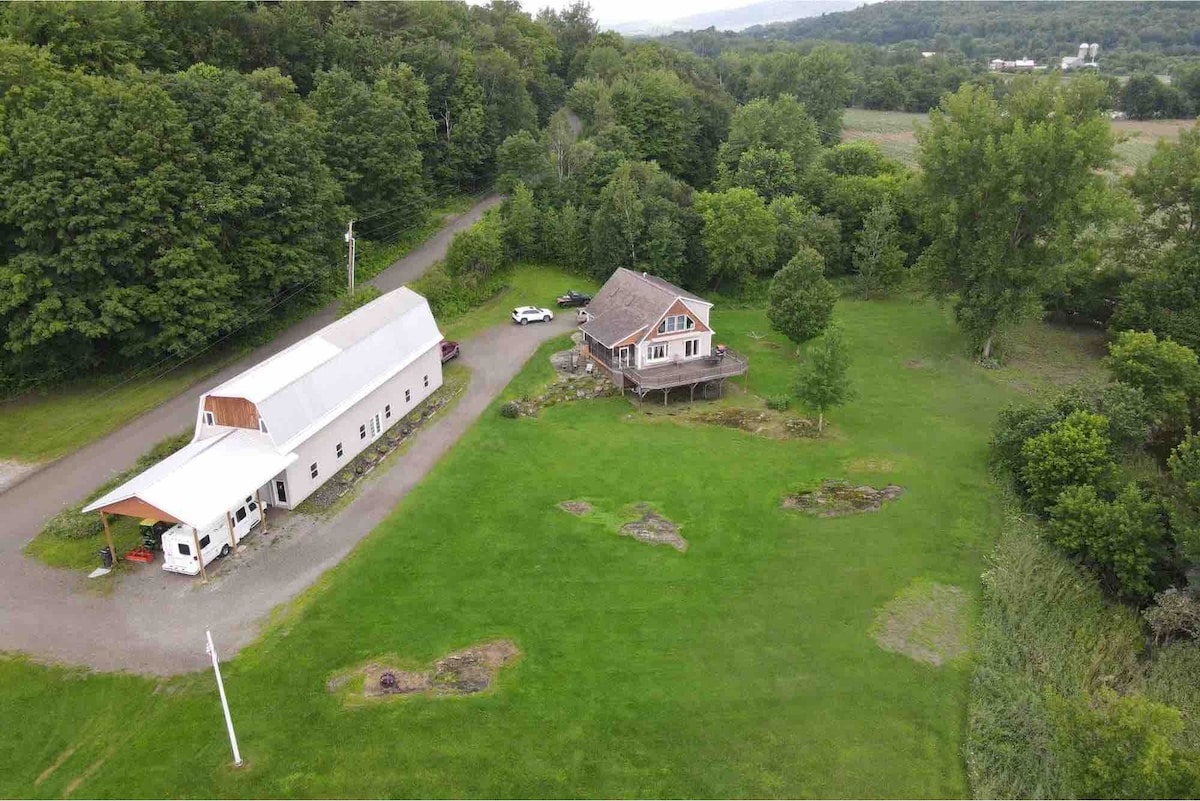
842, 107, 1195, 172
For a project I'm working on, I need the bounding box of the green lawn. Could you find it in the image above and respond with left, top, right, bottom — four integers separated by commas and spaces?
0, 196, 479, 465
438, 264, 601, 342
0, 298, 1099, 798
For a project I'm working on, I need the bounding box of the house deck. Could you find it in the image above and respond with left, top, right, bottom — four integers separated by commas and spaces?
614, 349, 748, 400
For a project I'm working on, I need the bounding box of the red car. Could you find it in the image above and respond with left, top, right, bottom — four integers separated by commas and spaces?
440, 340, 460, 362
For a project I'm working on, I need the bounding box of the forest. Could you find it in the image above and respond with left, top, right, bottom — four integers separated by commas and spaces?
743, 1, 1200, 72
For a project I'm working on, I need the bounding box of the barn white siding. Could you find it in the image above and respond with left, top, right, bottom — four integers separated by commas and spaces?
278, 344, 443, 508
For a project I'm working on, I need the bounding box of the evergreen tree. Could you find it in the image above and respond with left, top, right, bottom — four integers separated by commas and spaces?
853, 200, 905, 297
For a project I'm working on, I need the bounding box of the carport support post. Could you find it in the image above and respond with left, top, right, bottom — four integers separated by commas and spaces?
255, 489, 267, 535
225, 512, 237, 553
99, 512, 115, 565
193, 527, 208, 584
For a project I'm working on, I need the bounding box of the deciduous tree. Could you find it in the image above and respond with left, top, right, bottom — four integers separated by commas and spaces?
916, 77, 1114, 359
792, 323, 853, 434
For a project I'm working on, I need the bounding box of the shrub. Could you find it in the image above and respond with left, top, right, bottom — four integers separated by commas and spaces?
991, 392, 1088, 476
1048, 482, 1167, 601
499, 401, 521, 419
1169, 430, 1200, 510
1019, 410, 1114, 513
1106, 330, 1200, 431
336, 285, 382, 319
1097, 382, 1153, 450
1050, 688, 1200, 800
445, 212, 509, 280
765, 395, 790, 411
42, 508, 104, 541
1144, 588, 1200, 645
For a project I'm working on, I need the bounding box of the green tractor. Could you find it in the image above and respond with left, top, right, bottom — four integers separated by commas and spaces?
139, 518, 172, 550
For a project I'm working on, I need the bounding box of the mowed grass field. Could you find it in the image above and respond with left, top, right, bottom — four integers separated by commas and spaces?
0, 295, 1102, 798
842, 107, 1196, 172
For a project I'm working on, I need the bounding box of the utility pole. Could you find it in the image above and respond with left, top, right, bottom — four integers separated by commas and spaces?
206, 629, 244, 768
345, 219, 356, 296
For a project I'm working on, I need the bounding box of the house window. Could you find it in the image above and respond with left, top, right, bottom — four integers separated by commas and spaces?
203, 411, 215, 426
685, 339, 699, 358
336, 442, 343, 458
258, 418, 269, 434
310, 462, 319, 479
385, 404, 391, 419
647, 343, 668, 361
657, 314, 694, 334
423, 374, 429, 388
405, 389, 411, 403
199, 535, 211, 549
359, 424, 367, 440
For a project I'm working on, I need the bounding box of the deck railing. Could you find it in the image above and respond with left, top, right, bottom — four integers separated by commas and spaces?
622, 349, 748, 391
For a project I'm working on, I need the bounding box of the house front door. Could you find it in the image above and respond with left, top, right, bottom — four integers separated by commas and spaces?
275, 479, 288, 505
618, 346, 633, 368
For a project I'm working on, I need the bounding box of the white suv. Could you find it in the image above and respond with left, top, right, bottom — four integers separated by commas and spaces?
511, 306, 554, 325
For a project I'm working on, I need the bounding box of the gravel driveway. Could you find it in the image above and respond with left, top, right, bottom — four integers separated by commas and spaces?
0, 195, 586, 674
0, 314, 572, 674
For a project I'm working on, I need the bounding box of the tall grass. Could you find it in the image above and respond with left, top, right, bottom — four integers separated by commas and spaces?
967, 514, 1144, 798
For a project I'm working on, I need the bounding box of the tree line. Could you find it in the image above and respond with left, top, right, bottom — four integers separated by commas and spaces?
0, 0, 592, 391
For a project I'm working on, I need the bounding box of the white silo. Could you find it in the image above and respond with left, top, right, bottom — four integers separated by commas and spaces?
1088, 43, 1100, 61
1079, 42, 1090, 59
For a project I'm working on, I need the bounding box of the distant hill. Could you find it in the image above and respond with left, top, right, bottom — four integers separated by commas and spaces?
740, 1, 1200, 68
610, 0, 863, 37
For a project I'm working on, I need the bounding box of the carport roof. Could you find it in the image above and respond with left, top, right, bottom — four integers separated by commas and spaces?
83, 429, 296, 530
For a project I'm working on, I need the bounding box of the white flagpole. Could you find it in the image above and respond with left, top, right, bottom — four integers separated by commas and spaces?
206, 628, 244, 768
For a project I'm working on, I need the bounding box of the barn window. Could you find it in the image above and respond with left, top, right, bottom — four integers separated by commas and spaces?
385, 404, 391, 419
423, 374, 429, 387
359, 424, 366, 440
405, 389, 411, 403
336, 442, 343, 458
310, 462, 319, 479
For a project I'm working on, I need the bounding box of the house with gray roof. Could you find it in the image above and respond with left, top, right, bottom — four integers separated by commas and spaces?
580, 268, 747, 403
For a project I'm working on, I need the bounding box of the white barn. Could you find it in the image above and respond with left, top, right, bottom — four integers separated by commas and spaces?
84, 286, 444, 537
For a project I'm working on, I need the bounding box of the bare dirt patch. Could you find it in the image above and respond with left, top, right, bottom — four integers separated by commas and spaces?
783, 480, 904, 517
872, 581, 969, 666
559, 500, 593, 516
330, 640, 520, 703
0, 458, 39, 493
620, 503, 687, 552
693, 407, 819, 439
905, 359, 925, 369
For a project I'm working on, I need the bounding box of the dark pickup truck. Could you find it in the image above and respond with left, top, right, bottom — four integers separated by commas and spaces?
556, 290, 592, 308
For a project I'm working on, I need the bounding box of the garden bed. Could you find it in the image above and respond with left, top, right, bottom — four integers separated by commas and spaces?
328, 640, 521, 703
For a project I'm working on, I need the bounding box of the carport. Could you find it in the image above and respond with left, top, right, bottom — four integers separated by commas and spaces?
83, 429, 297, 580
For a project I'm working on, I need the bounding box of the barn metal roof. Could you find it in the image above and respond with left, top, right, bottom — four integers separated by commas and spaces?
208, 287, 443, 450
82, 429, 296, 530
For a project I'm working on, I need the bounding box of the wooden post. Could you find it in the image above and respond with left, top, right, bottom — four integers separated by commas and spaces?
193, 527, 208, 584
100, 512, 115, 566
225, 511, 237, 552
256, 488, 267, 535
